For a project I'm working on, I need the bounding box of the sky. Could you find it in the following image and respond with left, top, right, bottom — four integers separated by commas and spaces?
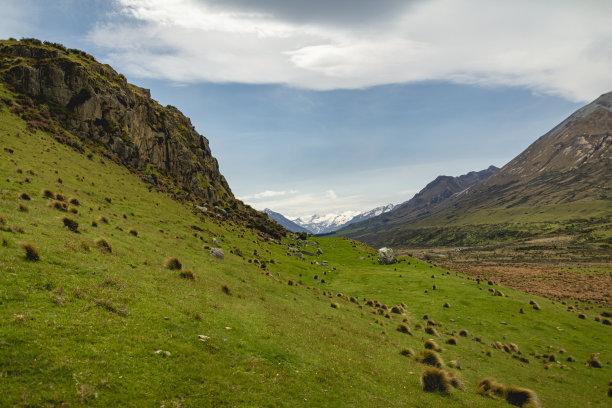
1, 0, 610, 218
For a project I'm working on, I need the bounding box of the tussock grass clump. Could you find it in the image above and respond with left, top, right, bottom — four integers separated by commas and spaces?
94, 238, 112, 254
416, 349, 444, 368
48, 200, 67, 211
98, 215, 109, 224
504, 386, 540, 407
19, 192, 31, 200
476, 378, 505, 397
68, 206, 78, 214
421, 368, 452, 393
18, 203, 28, 212
400, 348, 415, 357
128, 228, 138, 236
69, 197, 80, 206
330, 302, 339, 309
587, 353, 602, 368
221, 284, 231, 295
55, 193, 65, 201
446, 336, 457, 345
19, 242, 40, 261
396, 323, 412, 335
458, 329, 468, 337
62, 216, 78, 232
425, 340, 442, 351
425, 326, 440, 337
165, 257, 182, 270
443, 302, 450, 308
179, 270, 195, 280
566, 355, 576, 362
42, 189, 54, 198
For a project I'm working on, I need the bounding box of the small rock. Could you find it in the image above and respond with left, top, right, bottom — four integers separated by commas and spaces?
210, 247, 224, 260
212, 238, 220, 247
198, 335, 210, 342
317, 248, 323, 255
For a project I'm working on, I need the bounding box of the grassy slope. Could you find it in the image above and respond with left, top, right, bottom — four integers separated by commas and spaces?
1, 86, 611, 407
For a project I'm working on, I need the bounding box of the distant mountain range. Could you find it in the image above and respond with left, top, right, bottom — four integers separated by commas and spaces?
333, 91, 612, 248
263, 209, 312, 233
263, 204, 398, 234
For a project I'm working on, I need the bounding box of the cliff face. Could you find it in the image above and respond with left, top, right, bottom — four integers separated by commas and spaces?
0, 39, 231, 203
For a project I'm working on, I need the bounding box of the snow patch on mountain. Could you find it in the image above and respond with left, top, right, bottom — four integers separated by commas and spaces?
292, 204, 397, 234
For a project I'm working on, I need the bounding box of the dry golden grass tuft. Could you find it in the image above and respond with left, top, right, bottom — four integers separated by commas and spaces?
19, 241, 39, 261
165, 257, 182, 270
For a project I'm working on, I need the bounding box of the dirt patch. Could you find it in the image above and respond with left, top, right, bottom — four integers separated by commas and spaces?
447, 264, 612, 305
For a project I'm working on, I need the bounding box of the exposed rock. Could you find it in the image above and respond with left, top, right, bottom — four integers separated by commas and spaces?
301, 251, 315, 256
378, 247, 396, 265
317, 248, 324, 255
210, 247, 224, 260
195, 205, 208, 214
0, 41, 231, 204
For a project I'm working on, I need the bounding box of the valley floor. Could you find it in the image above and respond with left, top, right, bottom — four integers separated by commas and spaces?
400, 238, 612, 306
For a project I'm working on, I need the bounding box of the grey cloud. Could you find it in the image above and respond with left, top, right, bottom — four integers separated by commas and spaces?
202, 0, 421, 27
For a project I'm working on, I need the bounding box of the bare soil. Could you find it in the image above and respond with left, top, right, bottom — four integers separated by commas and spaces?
399, 239, 612, 306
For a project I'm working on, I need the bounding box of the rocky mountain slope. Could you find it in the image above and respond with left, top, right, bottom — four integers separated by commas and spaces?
333, 167, 498, 239
336, 92, 612, 248
263, 208, 312, 233
0, 38, 230, 204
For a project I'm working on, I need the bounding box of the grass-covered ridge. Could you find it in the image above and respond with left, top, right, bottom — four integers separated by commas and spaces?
1, 85, 611, 407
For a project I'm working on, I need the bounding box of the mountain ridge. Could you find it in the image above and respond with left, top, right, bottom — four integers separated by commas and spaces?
334, 92, 612, 248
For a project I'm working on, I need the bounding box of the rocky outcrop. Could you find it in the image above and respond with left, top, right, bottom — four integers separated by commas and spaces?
0, 39, 231, 203
378, 247, 396, 265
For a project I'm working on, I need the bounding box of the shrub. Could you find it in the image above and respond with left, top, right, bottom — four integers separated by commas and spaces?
396, 323, 412, 335
416, 350, 444, 368
421, 368, 452, 393
94, 238, 112, 253
19, 242, 39, 261
446, 336, 457, 345
504, 386, 540, 407
179, 270, 195, 280
19, 192, 31, 200
165, 257, 182, 270
62, 216, 79, 232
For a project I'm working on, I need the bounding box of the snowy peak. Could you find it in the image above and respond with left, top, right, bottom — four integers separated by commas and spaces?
292, 204, 397, 234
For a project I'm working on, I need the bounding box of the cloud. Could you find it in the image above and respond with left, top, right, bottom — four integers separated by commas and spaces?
88, 0, 612, 102
240, 188, 370, 219
239, 189, 298, 200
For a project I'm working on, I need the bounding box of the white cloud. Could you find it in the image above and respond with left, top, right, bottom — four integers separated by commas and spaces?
88, 0, 612, 102
239, 189, 298, 200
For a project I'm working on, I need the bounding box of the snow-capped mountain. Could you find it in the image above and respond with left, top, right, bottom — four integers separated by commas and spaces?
263, 209, 312, 234
292, 204, 397, 234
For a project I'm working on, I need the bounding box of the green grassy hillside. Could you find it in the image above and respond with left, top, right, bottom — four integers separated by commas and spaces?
1, 85, 611, 407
